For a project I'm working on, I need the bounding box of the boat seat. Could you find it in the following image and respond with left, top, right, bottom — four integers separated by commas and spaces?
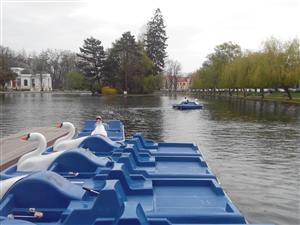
79, 136, 121, 153
0, 171, 85, 209
133, 133, 158, 148
48, 148, 113, 174
63, 180, 125, 225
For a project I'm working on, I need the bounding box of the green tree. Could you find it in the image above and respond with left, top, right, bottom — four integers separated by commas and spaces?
77, 37, 105, 93
138, 41, 154, 76
192, 42, 242, 93
102, 47, 120, 88
263, 37, 300, 99
0, 47, 16, 89
65, 71, 88, 90
220, 59, 238, 94
221, 53, 253, 96
115, 31, 141, 92
143, 75, 162, 93
104, 32, 154, 93
145, 8, 168, 75
208, 42, 242, 91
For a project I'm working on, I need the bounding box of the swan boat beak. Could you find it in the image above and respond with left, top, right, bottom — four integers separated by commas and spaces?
21, 134, 30, 141
56, 123, 63, 128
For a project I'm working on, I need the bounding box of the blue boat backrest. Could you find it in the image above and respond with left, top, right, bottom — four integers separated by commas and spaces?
48, 148, 111, 173
79, 136, 120, 153
63, 180, 125, 225
0, 171, 84, 209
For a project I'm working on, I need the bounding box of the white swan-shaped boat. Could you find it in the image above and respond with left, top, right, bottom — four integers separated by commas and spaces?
17, 133, 64, 172
54, 121, 108, 151
0, 175, 26, 200
53, 122, 87, 152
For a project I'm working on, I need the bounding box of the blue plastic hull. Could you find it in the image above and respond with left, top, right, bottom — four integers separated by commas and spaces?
172, 101, 203, 110
173, 104, 203, 110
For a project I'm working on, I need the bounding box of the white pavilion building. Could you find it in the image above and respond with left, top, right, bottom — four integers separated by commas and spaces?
6, 67, 52, 91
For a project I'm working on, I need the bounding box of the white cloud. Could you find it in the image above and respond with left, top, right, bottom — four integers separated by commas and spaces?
2, 0, 300, 72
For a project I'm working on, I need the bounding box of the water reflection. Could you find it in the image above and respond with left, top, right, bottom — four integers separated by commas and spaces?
196, 95, 299, 123
0, 93, 164, 140
0, 92, 299, 225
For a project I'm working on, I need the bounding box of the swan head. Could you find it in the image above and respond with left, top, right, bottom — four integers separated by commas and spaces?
21, 132, 46, 142
95, 116, 103, 125
56, 122, 75, 129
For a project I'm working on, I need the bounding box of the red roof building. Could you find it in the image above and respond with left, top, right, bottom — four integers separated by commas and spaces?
163, 75, 192, 91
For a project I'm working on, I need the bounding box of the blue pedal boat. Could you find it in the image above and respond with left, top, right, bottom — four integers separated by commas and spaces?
172, 101, 203, 110
0, 171, 248, 225
1, 133, 208, 180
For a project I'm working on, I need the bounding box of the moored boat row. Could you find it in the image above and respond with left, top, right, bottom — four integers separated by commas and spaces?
0, 119, 273, 225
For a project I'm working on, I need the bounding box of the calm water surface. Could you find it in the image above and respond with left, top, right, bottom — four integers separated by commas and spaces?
0, 93, 299, 225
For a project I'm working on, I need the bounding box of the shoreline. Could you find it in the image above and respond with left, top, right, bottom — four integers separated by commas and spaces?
1, 90, 300, 104
188, 93, 300, 105
0, 90, 162, 97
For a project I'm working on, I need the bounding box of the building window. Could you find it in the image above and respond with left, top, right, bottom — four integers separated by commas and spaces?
17, 79, 21, 87
24, 79, 28, 86
32, 79, 35, 88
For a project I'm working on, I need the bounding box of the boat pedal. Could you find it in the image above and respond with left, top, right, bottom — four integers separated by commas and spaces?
61, 171, 79, 178
82, 186, 100, 195
8, 208, 43, 219
116, 141, 126, 147
107, 156, 113, 161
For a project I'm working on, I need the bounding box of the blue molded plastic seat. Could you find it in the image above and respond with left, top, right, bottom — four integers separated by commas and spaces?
79, 135, 121, 153
107, 120, 124, 131
116, 153, 215, 179
81, 120, 96, 132
0, 172, 86, 223
126, 138, 201, 156
133, 133, 158, 148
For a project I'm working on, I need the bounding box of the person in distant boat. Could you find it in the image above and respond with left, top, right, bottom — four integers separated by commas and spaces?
91, 116, 108, 137
183, 97, 189, 104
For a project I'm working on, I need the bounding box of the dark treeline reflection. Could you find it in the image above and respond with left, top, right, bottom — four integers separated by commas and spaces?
0, 93, 163, 140
194, 95, 300, 123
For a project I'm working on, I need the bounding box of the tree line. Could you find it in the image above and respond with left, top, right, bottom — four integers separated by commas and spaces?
0, 8, 168, 94
0, 46, 77, 90
192, 38, 300, 99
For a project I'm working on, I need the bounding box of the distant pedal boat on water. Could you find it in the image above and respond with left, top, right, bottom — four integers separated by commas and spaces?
173, 100, 203, 110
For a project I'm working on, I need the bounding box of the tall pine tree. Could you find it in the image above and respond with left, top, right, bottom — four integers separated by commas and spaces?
145, 8, 168, 75
103, 32, 153, 93
77, 37, 105, 93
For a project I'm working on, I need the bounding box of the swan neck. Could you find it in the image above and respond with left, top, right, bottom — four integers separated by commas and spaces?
35, 134, 47, 154
54, 124, 75, 145
17, 134, 47, 166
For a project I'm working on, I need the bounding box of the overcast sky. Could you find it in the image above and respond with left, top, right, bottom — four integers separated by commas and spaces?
1, 0, 300, 73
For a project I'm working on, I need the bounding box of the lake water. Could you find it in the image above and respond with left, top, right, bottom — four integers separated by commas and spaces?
0, 92, 299, 225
